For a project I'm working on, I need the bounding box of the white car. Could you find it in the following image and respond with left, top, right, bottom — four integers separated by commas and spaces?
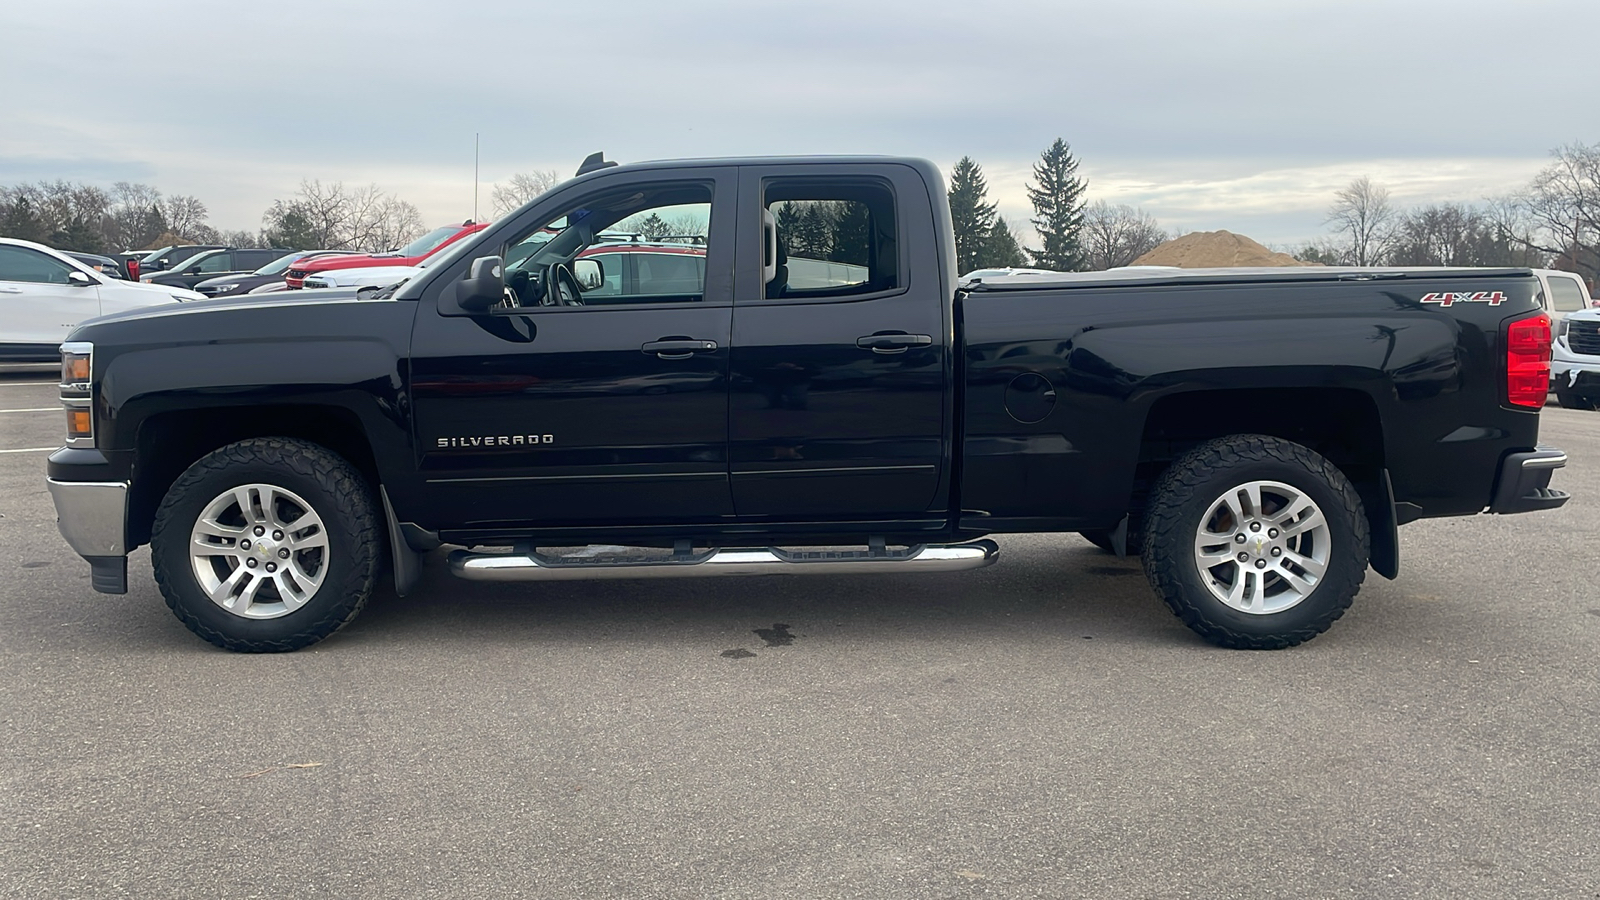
1533, 268, 1593, 328
0, 237, 204, 362
301, 263, 421, 296
1552, 306, 1600, 409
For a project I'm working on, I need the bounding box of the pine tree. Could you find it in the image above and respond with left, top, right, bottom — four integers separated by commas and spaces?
0, 195, 48, 244
793, 203, 834, 259
947, 156, 998, 274
634, 212, 670, 240
830, 201, 871, 265
983, 216, 1028, 268
1025, 138, 1088, 271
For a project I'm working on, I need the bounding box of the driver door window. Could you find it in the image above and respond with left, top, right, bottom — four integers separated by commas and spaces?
499, 184, 713, 309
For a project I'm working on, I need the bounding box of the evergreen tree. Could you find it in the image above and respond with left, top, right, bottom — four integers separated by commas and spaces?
1025, 138, 1089, 271
983, 216, 1028, 268
0, 195, 48, 243
947, 156, 997, 274
262, 208, 318, 251
793, 203, 834, 259
634, 212, 670, 240
830, 201, 872, 265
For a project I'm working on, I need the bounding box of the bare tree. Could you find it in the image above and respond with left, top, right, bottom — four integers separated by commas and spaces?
344, 184, 423, 251
491, 170, 560, 218
110, 182, 165, 250
1081, 201, 1168, 270
1519, 143, 1600, 284
161, 195, 210, 240
260, 180, 422, 251
1326, 176, 1396, 266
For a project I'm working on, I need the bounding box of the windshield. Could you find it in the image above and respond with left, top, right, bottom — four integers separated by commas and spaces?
139, 245, 174, 263
396, 226, 463, 258
254, 251, 307, 275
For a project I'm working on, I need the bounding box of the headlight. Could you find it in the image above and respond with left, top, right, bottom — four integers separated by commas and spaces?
203, 283, 239, 293
60, 342, 93, 447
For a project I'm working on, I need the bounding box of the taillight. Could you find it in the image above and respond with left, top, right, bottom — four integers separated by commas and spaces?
127, 259, 140, 280
1506, 312, 1551, 408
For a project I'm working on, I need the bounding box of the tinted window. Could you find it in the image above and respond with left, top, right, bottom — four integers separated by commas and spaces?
762, 179, 898, 300
399, 226, 462, 257
194, 252, 234, 273
256, 252, 305, 275
633, 252, 706, 297
1549, 274, 1589, 313
0, 245, 76, 284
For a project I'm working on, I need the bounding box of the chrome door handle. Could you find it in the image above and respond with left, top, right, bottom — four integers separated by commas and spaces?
641, 338, 718, 359
0, 287, 23, 293
856, 332, 932, 354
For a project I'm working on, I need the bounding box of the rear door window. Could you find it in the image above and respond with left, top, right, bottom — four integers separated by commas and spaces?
1548, 274, 1590, 312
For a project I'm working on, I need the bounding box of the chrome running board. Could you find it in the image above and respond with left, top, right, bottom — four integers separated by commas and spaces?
448, 540, 999, 582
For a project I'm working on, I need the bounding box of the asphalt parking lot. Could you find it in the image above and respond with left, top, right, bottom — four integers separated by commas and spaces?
1, 365, 1596, 899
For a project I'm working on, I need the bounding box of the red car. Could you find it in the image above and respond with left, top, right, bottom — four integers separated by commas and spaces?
284, 220, 489, 288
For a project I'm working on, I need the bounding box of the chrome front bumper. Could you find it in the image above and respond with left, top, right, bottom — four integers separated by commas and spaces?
46, 478, 130, 594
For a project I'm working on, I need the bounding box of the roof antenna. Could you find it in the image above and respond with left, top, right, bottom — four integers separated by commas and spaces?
576, 152, 618, 177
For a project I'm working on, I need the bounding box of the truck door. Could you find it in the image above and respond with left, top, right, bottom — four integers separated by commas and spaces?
407, 168, 738, 531
728, 163, 950, 520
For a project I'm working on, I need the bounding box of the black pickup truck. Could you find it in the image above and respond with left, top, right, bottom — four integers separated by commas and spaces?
45, 155, 1570, 653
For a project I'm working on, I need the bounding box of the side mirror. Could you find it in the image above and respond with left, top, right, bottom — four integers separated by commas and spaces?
457, 256, 505, 311
573, 258, 604, 291
67, 271, 94, 287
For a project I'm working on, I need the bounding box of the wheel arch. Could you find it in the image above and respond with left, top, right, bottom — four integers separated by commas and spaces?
1133, 386, 1396, 577
129, 404, 381, 549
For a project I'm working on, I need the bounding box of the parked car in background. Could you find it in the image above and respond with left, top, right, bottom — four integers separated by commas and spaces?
137, 244, 224, 275
284, 221, 488, 288
191, 250, 357, 298
1534, 268, 1595, 326
66, 252, 126, 278
301, 262, 424, 295
140, 248, 295, 290
1552, 306, 1600, 409
0, 237, 202, 361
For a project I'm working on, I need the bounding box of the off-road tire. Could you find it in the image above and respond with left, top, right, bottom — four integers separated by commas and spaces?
1142, 434, 1368, 650
1554, 387, 1595, 410
151, 437, 381, 652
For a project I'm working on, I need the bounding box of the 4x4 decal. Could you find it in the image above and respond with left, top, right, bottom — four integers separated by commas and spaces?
1420, 291, 1507, 307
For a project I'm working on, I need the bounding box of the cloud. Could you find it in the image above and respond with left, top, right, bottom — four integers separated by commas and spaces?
1, 0, 1594, 240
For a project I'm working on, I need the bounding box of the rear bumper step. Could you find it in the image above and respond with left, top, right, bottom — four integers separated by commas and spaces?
449, 540, 1000, 582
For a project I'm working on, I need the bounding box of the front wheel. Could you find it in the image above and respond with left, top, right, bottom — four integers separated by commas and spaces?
1142, 435, 1368, 649
151, 438, 381, 652
1554, 387, 1596, 410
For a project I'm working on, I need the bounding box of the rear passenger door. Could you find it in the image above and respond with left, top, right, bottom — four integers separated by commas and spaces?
727, 163, 950, 522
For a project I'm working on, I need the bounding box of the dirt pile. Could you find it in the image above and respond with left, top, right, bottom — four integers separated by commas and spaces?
1130, 230, 1316, 268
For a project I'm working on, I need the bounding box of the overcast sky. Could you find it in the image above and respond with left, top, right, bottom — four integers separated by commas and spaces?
3, 0, 1595, 248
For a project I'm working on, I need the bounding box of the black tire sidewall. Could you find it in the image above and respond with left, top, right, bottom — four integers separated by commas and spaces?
1145, 444, 1366, 645
152, 443, 377, 651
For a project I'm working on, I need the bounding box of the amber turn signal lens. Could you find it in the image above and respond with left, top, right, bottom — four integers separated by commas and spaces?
67, 408, 92, 438
63, 355, 90, 384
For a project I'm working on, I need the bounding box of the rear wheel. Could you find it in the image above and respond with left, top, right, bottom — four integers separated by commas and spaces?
151, 438, 381, 652
1142, 435, 1368, 649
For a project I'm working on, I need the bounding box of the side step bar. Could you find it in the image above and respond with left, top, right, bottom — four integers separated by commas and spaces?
449, 540, 1000, 582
